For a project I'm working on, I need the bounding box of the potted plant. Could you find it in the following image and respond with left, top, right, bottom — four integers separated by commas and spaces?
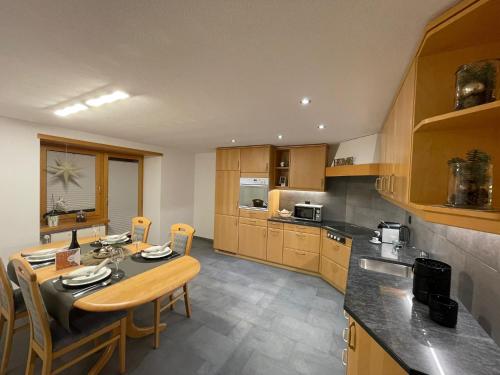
43, 195, 67, 227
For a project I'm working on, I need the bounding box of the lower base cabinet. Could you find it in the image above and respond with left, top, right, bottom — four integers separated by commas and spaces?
238, 223, 267, 260
345, 317, 406, 375
267, 228, 283, 263
320, 256, 348, 292
283, 248, 319, 272
214, 214, 239, 253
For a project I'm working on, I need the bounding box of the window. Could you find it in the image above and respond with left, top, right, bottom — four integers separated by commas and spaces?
40, 140, 144, 231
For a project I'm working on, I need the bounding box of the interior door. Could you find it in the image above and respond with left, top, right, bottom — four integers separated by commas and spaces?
107, 158, 140, 235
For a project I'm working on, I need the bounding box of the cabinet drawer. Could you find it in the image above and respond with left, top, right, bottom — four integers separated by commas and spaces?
284, 231, 320, 253
321, 238, 351, 268
239, 217, 268, 227
238, 223, 267, 260
284, 223, 321, 235
283, 248, 319, 272
239, 209, 269, 220
320, 256, 347, 293
267, 221, 284, 230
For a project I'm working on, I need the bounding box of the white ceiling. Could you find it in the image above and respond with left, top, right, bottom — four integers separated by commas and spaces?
0, 0, 456, 152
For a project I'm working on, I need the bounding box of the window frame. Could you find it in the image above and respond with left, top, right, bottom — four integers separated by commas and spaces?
40, 143, 144, 232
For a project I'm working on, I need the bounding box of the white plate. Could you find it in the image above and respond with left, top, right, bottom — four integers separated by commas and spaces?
62, 266, 112, 287
141, 248, 172, 259
26, 254, 56, 263
369, 239, 382, 244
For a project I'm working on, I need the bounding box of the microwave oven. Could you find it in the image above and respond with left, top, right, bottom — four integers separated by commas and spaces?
294, 203, 323, 222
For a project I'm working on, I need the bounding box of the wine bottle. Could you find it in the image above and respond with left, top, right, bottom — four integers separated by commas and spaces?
69, 229, 80, 249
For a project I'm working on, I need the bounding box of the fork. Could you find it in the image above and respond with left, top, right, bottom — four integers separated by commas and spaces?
72, 279, 112, 298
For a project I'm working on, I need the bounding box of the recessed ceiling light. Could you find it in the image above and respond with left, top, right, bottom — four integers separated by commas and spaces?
318, 124, 325, 130
277, 134, 283, 140
300, 97, 311, 105
231, 139, 236, 143
54, 103, 88, 117
86, 90, 130, 107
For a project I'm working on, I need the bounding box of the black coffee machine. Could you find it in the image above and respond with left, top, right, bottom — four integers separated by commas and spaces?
413, 258, 452, 304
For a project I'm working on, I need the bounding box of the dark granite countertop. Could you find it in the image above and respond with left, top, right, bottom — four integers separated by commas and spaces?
268, 217, 500, 374
344, 236, 500, 375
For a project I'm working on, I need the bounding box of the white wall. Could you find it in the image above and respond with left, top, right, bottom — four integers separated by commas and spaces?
0, 116, 195, 259
193, 152, 216, 239
334, 133, 380, 165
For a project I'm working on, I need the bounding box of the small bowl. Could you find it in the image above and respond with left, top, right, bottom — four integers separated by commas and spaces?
428, 294, 458, 328
277, 210, 292, 218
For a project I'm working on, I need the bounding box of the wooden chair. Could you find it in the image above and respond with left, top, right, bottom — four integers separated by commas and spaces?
153, 223, 195, 348
0, 259, 28, 375
131, 216, 152, 243
11, 257, 127, 375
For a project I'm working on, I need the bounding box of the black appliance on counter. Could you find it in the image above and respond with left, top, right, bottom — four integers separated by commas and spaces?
412, 258, 452, 304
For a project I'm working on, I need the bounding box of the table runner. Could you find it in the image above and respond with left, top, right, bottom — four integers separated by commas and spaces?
10, 243, 180, 331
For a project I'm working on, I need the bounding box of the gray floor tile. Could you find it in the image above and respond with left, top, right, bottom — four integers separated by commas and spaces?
3, 238, 347, 375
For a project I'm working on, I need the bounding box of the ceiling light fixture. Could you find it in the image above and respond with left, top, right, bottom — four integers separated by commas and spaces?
300, 97, 311, 105
85, 90, 130, 107
277, 134, 283, 140
54, 103, 88, 117
231, 139, 236, 143
318, 124, 325, 129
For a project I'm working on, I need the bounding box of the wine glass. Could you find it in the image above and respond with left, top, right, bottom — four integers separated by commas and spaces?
110, 247, 125, 280
131, 233, 140, 253
92, 225, 100, 243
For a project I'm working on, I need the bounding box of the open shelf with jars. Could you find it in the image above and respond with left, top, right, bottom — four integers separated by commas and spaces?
408, 0, 500, 233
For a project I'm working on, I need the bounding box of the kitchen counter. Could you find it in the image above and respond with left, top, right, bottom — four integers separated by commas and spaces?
345, 237, 500, 375
268, 217, 374, 237
269, 217, 500, 374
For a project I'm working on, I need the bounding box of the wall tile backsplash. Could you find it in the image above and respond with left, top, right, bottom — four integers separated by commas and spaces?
279, 176, 500, 344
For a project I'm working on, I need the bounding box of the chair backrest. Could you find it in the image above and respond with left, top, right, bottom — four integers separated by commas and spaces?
11, 258, 51, 351
170, 223, 195, 256
0, 258, 15, 318
131, 216, 152, 242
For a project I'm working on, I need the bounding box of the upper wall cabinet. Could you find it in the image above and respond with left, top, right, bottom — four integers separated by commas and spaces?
240, 146, 271, 173
216, 148, 240, 171
289, 145, 328, 191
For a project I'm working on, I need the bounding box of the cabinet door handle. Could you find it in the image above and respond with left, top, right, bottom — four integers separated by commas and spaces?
295, 250, 307, 256
248, 220, 257, 224
341, 349, 348, 366
390, 174, 395, 193
296, 233, 306, 238
342, 327, 349, 343
266, 162, 269, 172
348, 321, 356, 350
343, 310, 349, 320
320, 178, 324, 188
374, 177, 381, 191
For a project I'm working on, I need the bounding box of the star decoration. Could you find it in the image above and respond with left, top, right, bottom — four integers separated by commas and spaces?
47, 158, 83, 187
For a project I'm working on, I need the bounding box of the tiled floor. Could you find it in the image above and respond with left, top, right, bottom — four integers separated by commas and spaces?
3, 238, 347, 374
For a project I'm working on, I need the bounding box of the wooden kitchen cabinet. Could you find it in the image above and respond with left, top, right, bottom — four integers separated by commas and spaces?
238, 222, 267, 260
283, 248, 319, 272
240, 146, 271, 173
215, 170, 240, 216
320, 230, 351, 293
216, 148, 240, 171
266, 227, 283, 263
321, 256, 348, 292
284, 230, 320, 253
289, 145, 327, 191
345, 317, 406, 375
214, 214, 239, 253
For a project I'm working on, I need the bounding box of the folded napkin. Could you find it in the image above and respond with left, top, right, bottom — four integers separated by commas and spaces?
103, 232, 129, 241
21, 247, 64, 257
143, 241, 171, 253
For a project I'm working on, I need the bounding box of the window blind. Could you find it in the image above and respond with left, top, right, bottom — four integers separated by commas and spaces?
46, 151, 96, 213
107, 159, 139, 235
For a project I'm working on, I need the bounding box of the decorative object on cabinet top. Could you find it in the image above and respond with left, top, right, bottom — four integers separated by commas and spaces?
455, 59, 499, 110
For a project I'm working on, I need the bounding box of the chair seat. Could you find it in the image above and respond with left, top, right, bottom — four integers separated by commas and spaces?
50, 309, 127, 352
13, 288, 26, 313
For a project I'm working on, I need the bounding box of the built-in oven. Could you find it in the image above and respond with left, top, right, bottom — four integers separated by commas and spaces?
239, 177, 269, 209
294, 203, 323, 222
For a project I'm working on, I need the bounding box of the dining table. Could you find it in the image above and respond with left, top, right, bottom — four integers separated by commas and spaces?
9, 236, 201, 374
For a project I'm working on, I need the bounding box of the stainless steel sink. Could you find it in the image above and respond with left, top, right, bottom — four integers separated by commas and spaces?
359, 258, 413, 278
